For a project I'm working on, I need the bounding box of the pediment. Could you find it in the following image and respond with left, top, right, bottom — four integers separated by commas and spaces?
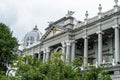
45, 27, 63, 39
41, 26, 66, 41
41, 17, 68, 41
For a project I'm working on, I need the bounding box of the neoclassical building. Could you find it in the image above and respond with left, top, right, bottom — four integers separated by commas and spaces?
19, 0, 120, 79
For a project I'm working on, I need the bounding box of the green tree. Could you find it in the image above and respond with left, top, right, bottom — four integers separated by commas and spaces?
14, 52, 112, 80
0, 23, 18, 75
82, 66, 112, 80
15, 52, 80, 80
73, 57, 112, 80
16, 55, 44, 80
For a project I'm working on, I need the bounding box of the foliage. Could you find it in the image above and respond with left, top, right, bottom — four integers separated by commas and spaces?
0, 23, 18, 60
82, 66, 112, 80
73, 56, 112, 80
1, 52, 112, 80
73, 56, 83, 68
0, 23, 112, 80
0, 75, 18, 80
15, 52, 81, 80
0, 23, 18, 76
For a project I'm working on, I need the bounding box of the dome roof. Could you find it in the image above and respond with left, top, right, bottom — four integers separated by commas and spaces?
23, 25, 42, 47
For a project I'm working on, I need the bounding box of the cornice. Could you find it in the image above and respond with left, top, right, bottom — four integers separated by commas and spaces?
73, 10, 120, 32
45, 17, 66, 30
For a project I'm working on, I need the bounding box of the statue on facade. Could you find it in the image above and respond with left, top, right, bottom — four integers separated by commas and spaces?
66, 10, 75, 17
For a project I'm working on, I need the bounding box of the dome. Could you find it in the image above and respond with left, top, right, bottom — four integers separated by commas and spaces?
23, 25, 42, 47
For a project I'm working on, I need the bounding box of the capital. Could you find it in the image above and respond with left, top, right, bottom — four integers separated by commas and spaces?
112, 25, 119, 29
61, 41, 66, 47
96, 30, 103, 34
66, 42, 71, 46
70, 40, 77, 43
82, 35, 89, 39
65, 40, 71, 46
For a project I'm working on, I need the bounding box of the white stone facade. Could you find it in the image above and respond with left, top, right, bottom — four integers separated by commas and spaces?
19, 1, 120, 79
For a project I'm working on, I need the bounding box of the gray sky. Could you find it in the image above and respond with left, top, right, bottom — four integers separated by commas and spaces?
0, 0, 118, 41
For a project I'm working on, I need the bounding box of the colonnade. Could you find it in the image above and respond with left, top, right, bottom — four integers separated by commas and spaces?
41, 24, 120, 65
61, 40, 76, 63
83, 25, 120, 67
41, 40, 76, 63
36, 24, 120, 67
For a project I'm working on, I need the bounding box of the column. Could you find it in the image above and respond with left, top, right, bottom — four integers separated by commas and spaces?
43, 49, 46, 62
108, 35, 113, 62
46, 47, 50, 61
71, 41, 76, 62
114, 26, 120, 63
38, 53, 41, 60
83, 35, 88, 67
97, 31, 103, 65
61, 41, 66, 62
31, 49, 34, 59
38, 46, 41, 60
66, 41, 71, 63
94, 40, 98, 64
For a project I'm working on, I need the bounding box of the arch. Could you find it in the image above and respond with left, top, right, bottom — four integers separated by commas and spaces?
55, 46, 62, 52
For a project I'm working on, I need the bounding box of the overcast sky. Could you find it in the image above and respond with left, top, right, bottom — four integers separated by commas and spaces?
0, 0, 118, 41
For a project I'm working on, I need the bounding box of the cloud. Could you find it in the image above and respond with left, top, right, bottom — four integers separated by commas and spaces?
0, 0, 116, 41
